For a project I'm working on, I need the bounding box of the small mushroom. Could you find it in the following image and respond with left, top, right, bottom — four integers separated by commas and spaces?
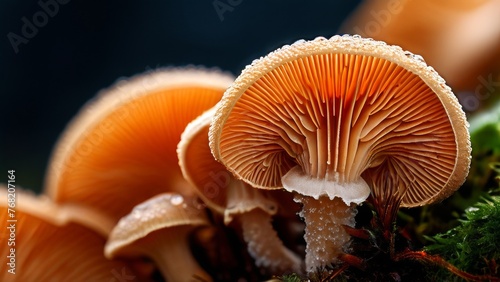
0, 185, 148, 281
105, 193, 212, 282
340, 0, 500, 91
44, 67, 234, 223
178, 107, 303, 274
209, 35, 471, 272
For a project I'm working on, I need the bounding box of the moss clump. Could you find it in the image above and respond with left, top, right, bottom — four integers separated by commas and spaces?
278, 273, 304, 282
425, 196, 500, 279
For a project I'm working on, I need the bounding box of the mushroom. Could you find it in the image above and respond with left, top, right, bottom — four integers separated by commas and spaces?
178, 107, 303, 274
44, 67, 234, 223
209, 35, 471, 272
105, 192, 212, 282
340, 0, 500, 92
0, 185, 148, 281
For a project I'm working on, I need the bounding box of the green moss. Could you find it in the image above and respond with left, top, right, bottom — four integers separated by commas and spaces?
279, 273, 304, 282
422, 102, 500, 278
425, 196, 500, 278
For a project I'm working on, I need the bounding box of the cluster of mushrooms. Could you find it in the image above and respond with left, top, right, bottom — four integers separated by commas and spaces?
1, 35, 472, 281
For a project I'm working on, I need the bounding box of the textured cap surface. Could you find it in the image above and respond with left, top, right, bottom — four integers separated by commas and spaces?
209, 35, 471, 206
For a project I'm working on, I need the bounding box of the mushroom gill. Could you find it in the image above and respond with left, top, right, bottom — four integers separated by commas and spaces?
178, 107, 303, 274
0, 185, 148, 281
209, 35, 470, 272
44, 67, 233, 223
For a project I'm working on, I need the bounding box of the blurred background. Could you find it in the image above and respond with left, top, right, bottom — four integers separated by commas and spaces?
0, 1, 363, 192
2, 1, 500, 193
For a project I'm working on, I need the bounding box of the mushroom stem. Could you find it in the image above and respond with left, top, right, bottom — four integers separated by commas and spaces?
223, 179, 303, 274
139, 226, 212, 282
239, 208, 303, 274
294, 195, 357, 273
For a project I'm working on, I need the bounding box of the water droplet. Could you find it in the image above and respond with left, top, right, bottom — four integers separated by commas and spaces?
293, 39, 306, 45
466, 207, 479, 213
413, 54, 425, 62
170, 195, 184, 206
281, 44, 291, 51
403, 51, 426, 63
132, 212, 141, 219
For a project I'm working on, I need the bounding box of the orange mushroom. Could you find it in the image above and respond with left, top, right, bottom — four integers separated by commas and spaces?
209, 35, 471, 272
0, 185, 148, 281
44, 67, 234, 223
340, 0, 500, 92
178, 107, 303, 274
105, 193, 212, 282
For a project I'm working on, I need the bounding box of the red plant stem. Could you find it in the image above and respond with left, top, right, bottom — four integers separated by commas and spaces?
338, 253, 367, 270
394, 250, 500, 282
322, 263, 350, 282
343, 225, 371, 240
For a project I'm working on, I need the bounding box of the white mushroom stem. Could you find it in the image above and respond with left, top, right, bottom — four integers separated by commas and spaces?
224, 179, 303, 274
239, 208, 303, 274
119, 226, 212, 282
281, 166, 369, 272
294, 195, 357, 273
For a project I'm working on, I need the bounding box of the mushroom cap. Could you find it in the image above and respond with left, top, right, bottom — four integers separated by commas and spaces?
178, 108, 228, 214
178, 107, 278, 221
340, 0, 500, 91
209, 35, 471, 207
179, 115, 304, 273
44, 67, 234, 222
105, 193, 210, 258
0, 185, 144, 281
0, 186, 114, 237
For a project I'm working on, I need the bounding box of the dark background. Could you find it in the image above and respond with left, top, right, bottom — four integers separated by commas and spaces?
1, 1, 362, 192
